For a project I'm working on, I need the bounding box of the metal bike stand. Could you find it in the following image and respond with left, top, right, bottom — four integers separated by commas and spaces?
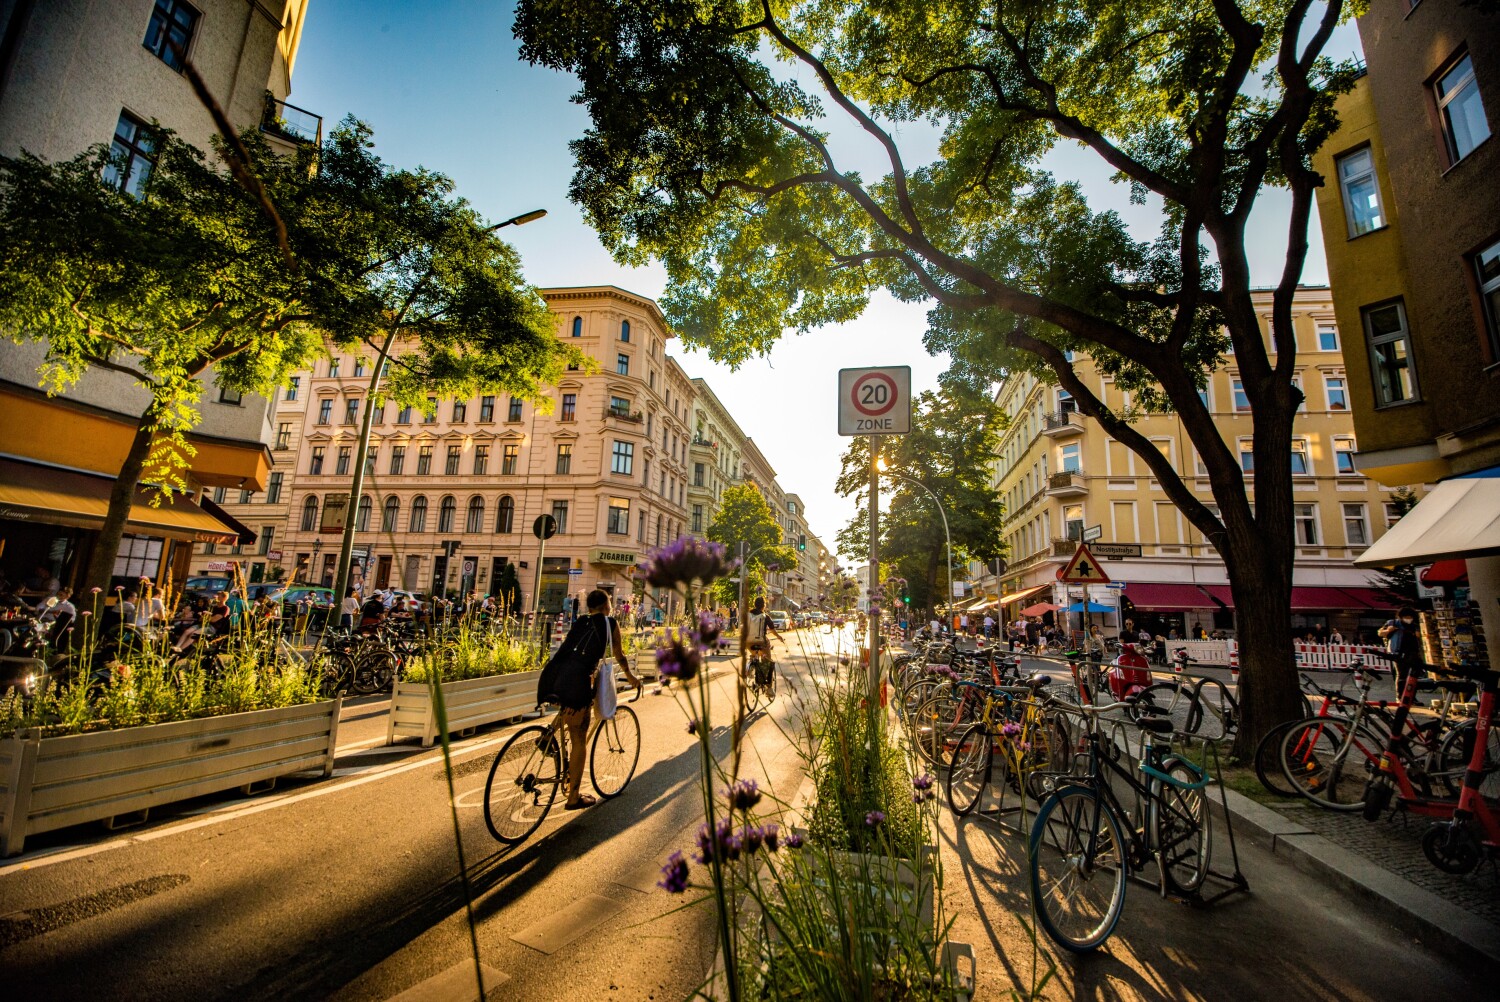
1179, 733, 1251, 907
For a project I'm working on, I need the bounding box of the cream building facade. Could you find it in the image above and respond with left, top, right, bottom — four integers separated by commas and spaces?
985, 286, 1414, 642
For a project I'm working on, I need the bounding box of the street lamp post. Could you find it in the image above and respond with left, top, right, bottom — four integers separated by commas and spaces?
331, 209, 547, 611
876, 459, 954, 635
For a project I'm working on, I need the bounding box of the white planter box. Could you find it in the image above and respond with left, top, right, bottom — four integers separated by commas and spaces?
0, 698, 341, 857
386, 670, 542, 748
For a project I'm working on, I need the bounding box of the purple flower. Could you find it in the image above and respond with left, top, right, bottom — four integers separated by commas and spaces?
656, 628, 702, 682
637, 537, 734, 589
694, 612, 720, 650
865, 810, 886, 828
90, 587, 102, 594
784, 830, 805, 850
913, 773, 937, 804
740, 825, 764, 855
695, 819, 734, 864
762, 823, 780, 852
686, 718, 700, 736
913, 772, 934, 792
657, 851, 689, 893
1001, 721, 1021, 738
727, 778, 762, 812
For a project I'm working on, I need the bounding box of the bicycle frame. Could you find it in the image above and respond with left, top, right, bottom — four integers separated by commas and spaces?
1366, 671, 1475, 818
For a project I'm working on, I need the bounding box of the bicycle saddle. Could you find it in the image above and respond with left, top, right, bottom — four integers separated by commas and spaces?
1415, 677, 1479, 698
1027, 674, 1052, 688
1134, 715, 1174, 734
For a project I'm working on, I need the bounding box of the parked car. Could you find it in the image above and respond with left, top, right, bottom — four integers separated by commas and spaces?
183, 576, 232, 595
768, 610, 790, 631
275, 586, 337, 625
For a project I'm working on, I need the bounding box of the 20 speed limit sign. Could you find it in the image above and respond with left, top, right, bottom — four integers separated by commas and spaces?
838, 366, 912, 436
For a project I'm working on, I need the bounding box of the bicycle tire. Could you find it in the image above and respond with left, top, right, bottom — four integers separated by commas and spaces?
1253, 720, 1304, 797
744, 670, 762, 714
1279, 717, 1381, 811
946, 724, 992, 816
590, 705, 641, 798
1151, 756, 1212, 896
1029, 785, 1128, 953
1133, 681, 1195, 736
1186, 679, 1239, 741
1437, 718, 1500, 799
911, 693, 968, 769
484, 725, 561, 844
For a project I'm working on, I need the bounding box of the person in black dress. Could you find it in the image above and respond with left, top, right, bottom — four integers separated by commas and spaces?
553, 589, 641, 809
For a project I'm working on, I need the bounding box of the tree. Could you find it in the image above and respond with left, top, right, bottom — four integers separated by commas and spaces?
492, 561, 523, 614
516, 0, 1362, 755
1372, 487, 1423, 609
833, 385, 1005, 616
707, 483, 798, 608
0, 130, 325, 591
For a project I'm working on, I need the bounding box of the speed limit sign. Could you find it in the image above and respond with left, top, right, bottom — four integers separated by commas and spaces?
838, 366, 911, 436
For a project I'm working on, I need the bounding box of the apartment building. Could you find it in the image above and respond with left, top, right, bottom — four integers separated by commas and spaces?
987, 286, 1412, 641
0, 1, 317, 591
687, 377, 748, 537
1315, 0, 1500, 666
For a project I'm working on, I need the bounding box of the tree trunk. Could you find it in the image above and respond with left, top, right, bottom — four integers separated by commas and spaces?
84, 404, 158, 593
1223, 548, 1306, 760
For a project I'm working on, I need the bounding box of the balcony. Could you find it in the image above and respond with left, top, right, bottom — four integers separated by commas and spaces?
691, 436, 717, 449
1045, 470, 1087, 497
1042, 410, 1085, 437
261, 96, 323, 148
605, 407, 644, 424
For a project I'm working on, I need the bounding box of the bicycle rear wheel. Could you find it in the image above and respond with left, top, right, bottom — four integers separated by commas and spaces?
946, 724, 992, 816
744, 670, 762, 714
1254, 719, 1303, 797
1186, 679, 1239, 741
912, 693, 967, 769
1029, 785, 1127, 953
484, 725, 561, 844
1279, 718, 1380, 810
1151, 757, 1211, 895
1132, 682, 1194, 735
590, 705, 641, 798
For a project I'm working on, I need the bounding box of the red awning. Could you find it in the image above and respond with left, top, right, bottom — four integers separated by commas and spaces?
1333, 587, 1390, 610
1421, 560, 1469, 586
1200, 585, 1234, 608
1124, 583, 1216, 610
1290, 586, 1375, 610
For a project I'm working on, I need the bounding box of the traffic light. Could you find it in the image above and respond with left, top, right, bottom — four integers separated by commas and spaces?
798, 534, 806, 551
902, 592, 910, 605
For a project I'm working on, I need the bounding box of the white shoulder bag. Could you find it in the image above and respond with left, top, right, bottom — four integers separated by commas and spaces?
595, 616, 619, 720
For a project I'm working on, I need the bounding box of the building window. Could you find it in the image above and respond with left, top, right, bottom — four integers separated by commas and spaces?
1476, 238, 1500, 358
309, 447, 325, 475
692, 504, 703, 534
571, 316, 583, 337
1317, 325, 1340, 353
638, 510, 647, 543
507, 397, 523, 422
1335, 148, 1384, 238
390, 445, 405, 475
1059, 442, 1081, 473
1363, 300, 1419, 406
1064, 504, 1085, 541
1238, 440, 1254, 473
343, 399, 359, 425
438, 496, 457, 533
317, 400, 333, 424
364, 449, 377, 476
440, 445, 458, 476
1325, 376, 1348, 411
694, 462, 705, 487
300, 495, 318, 531
480, 396, 495, 421
329, 358, 341, 378
621, 320, 631, 342
556, 443, 572, 474
1231, 377, 1251, 412
103, 111, 157, 197
371, 402, 384, 424
473, 445, 489, 475
609, 395, 631, 417
416, 445, 433, 475
423, 398, 437, 423
496, 495, 514, 533
382, 496, 399, 532
354, 358, 366, 377
502, 443, 520, 475
397, 405, 412, 424
551, 500, 569, 534
611, 440, 634, 475
452, 400, 466, 422
410, 495, 428, 532
356, 494, 372, 532
1384, 501, 1403, 529
466, 496, 485, 533
655, 514, 663, 546
285, 377, 299, 401
266, 472, 283, 504
1436, 54, 1491, 164
218, 386, 242, 406
1294, 503, 1319, 545
561, 393, 576, 421
1343, 503, 1369, 546
608, 497, 630, 535
144, 0, 198, 69
617, 353, 630, 376
237, 488, 252, 505
335, 446, 351, 475
1290, 439, 1310, 475
275, 423, 292, 449
1338, 435, 1362, 477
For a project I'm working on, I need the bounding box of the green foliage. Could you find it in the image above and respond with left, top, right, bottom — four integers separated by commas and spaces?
807, 685, 922, 859
707, 482, 798, 606
1373, 487, 1424, 609
403, 621, 538, 684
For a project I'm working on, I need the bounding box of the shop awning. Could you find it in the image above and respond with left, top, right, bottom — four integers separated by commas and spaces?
1200, 585, 1234, 608
1290, 586, 1373, 610
1422, 560, 1469, 586
1020, 602, 1058, 616
1124, 582, 1216, 610
0, 459, 243, 544
1355, 476, 1500, 566
999, 584, 1050, 606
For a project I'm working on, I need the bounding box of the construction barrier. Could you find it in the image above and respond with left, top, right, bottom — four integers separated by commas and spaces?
1292, 642, 1391, 671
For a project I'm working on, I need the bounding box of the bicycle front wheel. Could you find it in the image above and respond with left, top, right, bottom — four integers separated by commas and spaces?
1254, 719, 1304, 798
1279, 718, 1380, 810
1133, 682, 1194, 736
1186, 679, 1239, 741
590, 705, 641, 798
1151, 757, 1212, 895
1029, 785, 1127, 953
946, 724, 992, 817
484, 725, 562, 844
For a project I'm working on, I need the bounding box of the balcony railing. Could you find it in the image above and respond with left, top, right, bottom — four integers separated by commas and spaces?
262, 96, 323, 147
692, 436, 717, 448
1043, 409, 1085, 436
1045, 470, 1087, 496
606, 407, 644, 423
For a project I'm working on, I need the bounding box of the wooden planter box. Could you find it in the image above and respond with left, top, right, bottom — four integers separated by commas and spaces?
0, 698, 342, 857
386, 670, 542, 747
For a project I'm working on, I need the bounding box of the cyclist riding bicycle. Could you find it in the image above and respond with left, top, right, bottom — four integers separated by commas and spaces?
742, 596, 786, 674
546, 589, 643, 810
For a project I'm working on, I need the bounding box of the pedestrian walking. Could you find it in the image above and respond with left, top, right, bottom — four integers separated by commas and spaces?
1378, 606, 1425, 694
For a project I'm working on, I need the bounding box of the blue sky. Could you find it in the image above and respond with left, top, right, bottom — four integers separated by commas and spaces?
286, 1, 1362, 551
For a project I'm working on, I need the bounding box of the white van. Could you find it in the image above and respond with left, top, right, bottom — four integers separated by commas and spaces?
768, 610, 790, 631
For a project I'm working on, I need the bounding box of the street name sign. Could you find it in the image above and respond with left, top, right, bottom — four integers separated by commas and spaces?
1057, 543, 1111, 584
1089, 542, 1143, 559
838, 366, 912, 436
1082, 524, 1103, 542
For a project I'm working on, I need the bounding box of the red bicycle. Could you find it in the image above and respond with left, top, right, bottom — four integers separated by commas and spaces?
1410, 662, 1499, 875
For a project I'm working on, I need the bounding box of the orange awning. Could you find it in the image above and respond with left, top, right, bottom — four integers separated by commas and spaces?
0, 459, 244, 544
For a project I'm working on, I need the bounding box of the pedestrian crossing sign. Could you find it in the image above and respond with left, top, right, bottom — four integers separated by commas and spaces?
1057, 543, 1111, 584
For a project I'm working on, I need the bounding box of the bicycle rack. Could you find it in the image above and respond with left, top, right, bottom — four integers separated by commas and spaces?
1175, 733, 1251, 907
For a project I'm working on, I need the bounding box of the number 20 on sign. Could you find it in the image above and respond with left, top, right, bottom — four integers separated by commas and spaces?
838, 366, 912, 436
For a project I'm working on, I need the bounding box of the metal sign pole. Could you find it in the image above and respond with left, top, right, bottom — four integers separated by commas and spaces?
868, 435, 880, 701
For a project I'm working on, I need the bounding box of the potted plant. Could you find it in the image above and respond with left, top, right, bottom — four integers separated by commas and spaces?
387, 620, 541, 746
